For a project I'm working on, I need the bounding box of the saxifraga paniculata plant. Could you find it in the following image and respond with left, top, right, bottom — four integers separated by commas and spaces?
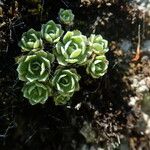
88, 34, 109, 55
17, 50, 54, 82
54, 30, 88, 66
22, 81, 52, 105
86, 55, 109, 78
18, 28, 43, 52
52, 68, 80, 105
41, 20, 64, 43
17, 8, 109, 105
58, 8, 74, 25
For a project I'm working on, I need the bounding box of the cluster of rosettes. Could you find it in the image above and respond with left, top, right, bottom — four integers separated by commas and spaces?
16, 8, 109, 105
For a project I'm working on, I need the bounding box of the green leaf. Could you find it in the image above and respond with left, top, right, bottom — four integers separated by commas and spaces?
70, 49, 82, 58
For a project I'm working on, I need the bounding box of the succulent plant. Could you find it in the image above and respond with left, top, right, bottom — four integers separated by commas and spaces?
17, 50, 54, 82
22, 81, 52, 105
19, 29, 43, 52
52, 68, 81, 96
53, 94, 71, 105
41, 20, 64, 43
86, 55, 109, 78
54, 30, 88, 66
17, 10, 110, 106
88, 34, 109, 55
58, 8, 74, 25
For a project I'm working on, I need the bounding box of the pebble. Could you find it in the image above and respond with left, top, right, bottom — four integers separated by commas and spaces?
145, 77, 150, 88
142, 112, 150, 134
130, 76, 150, 93
141, 55, 149, 61
136, 0, 150, 10
138, 79, 146, 86
129, 96, 140, 106
142, 40, 150, 52
131, 78, 139, 88
119, 39, 132, 52
136, 85, 149, 93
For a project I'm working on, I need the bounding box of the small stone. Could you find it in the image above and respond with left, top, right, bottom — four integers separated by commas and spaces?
142, 40, 150, 52
90, 146, 97, 150
129, 97, 139, 106
138, 79, 146, 86
136, 85, 149, 93
145, 77, 150, 88
131, 78, 139, 88
141, 55, 149, 62
119, 39, 132, 52
80, 144, 89, 150
142, 112, 150, 135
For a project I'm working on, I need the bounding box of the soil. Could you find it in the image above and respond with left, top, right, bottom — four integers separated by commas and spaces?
0, 0, 150, 150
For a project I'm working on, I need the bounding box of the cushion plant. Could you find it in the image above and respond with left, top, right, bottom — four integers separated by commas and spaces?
86, 55, 109, 78
54, 30, 88, 66
19, 28, 43, 52
16, 8, 109, 105
22, 82, 52, 105
88, 34, 109, 55
41, 20, 64, 43
17, 50, 54, 82
58, 8, 74, 25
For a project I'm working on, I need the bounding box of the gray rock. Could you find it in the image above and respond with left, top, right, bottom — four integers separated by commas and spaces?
136, 85, 149, 93
119, 39, 132, 52
142, 40, 150, 52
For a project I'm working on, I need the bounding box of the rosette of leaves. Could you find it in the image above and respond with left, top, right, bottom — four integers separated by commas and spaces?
18, 29, 43, 52
17, 50, 54, 82
41, 20, 64, 43
54, 30, 88, 66
58, 8, 74, 25
86, 55, 109, 78
52, 68, 81, 104
22, 82, 52, 105
53, 94, 71, 105
88, 34, 109, 55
